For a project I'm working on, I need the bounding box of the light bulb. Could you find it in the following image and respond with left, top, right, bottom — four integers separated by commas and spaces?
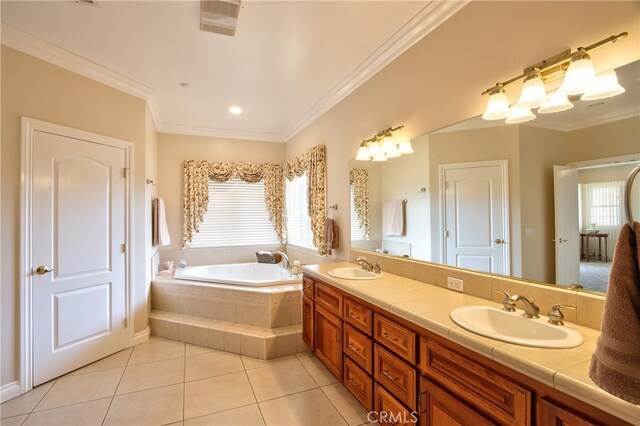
516, 75, 547, 109
371, 153, 387, 162
581, 69, 625, 101
505, 106, 535, 124
397, 139, 414, 154
385, 148, 401, 158
355, 146, 371, 161
381, 136, 396, 153
558, 55, 596, 95
538, 91, 574, 114
482, 89, 510, 120
368, 141, 382, 156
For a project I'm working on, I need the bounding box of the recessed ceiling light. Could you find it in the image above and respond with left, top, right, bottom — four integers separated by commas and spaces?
229, 106, 243, 115
180, 82, 190, 88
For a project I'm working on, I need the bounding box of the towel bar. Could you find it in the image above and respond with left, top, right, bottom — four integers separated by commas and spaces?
625, 164, 640, 227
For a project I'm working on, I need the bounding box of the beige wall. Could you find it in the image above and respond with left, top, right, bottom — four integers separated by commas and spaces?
284, 0, 639, 266
144, 109, 159, 320
1, 47, 150, 386
518, 126, 568, 283
565, 116, 640, 162
156, 133, 285, 252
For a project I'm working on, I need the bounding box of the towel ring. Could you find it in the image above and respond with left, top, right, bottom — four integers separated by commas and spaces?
625, 164, 640, 227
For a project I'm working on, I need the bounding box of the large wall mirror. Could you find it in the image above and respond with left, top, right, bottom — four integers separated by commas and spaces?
350, 60, 640, 294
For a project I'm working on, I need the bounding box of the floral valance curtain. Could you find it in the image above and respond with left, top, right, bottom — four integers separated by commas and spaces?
183, 161, 285, 247
285, 145, 327, 255
350, 168, 370, 238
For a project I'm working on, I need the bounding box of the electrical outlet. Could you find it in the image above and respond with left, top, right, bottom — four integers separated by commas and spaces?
447, 277, 463, 292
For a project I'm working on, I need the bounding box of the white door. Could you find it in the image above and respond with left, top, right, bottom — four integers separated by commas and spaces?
553, 165, 580, 285
443, 162, 509, 274
32, 130, 129, 386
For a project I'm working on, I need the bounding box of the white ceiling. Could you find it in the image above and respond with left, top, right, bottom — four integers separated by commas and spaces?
1, 1, 467, 142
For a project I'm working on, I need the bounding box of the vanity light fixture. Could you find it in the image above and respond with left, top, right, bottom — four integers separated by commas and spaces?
481, 32, 628, 124
355, 125, 413, 161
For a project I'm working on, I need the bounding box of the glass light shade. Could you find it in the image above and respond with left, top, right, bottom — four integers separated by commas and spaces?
355, 146, 371, 161
385, 148, 401, 158
368, 141, 382, 156
558, 56, 596, 95
516, 75, 547, 109
381, 136, 396, 153
482, 91, 510, 120
371, 153, 387, 162
505, 106, 535, 124
581, 69, 625, 101
538, 91, 574, 114
397, 139, 414, 154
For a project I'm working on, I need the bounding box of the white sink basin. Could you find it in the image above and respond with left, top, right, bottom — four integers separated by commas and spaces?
327, 267, 383, 280
450, 306, 583, 348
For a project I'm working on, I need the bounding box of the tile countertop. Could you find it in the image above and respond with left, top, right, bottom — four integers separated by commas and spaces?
303, 262, 640, 425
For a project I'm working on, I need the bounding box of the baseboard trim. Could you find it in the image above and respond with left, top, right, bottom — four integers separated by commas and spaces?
133, 326, 151, 345
1, 381, 22, 403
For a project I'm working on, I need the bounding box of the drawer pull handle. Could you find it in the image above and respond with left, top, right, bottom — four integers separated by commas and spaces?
347, 377, 362, 389
381, 332, 399, 342
382, 369, 400, 382
335, 328, 341, 342
348, 343, 361, 352
348, 312, 362, 321
418, 391, 427, 414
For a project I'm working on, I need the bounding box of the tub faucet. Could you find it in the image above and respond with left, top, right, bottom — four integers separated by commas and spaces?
272, 251, 289, 270
509, 294, 540, 318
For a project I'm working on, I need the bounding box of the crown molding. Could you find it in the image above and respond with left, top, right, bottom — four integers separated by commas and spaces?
2, 24, 156, 101
532, 104, 640, 132
161, 122, 285, 143
281, 0, 470, 142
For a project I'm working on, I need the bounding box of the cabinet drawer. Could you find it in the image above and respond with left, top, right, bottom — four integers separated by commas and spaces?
374, 314, 416, 363
420, 337, 531, 425
374, 384, 416, 426
315, 282, 343, 317
343, 357, 373, 411
374, 344, 417, 411
344, 298, 372, 335
344, 324, 372, 374
419, 377, 494, 426
302, 276, 314, 299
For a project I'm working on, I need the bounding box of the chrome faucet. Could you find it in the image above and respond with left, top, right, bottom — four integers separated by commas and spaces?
547, 303, 576, 326
509, 294, 540, 318
356, 256, 381, 274
272, 251, 289, 270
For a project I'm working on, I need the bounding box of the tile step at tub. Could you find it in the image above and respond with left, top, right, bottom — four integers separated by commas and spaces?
149, 310, 307, 360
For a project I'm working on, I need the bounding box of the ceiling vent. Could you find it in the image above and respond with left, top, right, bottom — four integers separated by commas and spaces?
201, 0, 241, 37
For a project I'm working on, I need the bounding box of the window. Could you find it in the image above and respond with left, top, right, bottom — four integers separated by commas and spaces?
286, 174, 315, 249
350, 184, 368, 241
189, 178, 280, 247
580, 181, 624, 228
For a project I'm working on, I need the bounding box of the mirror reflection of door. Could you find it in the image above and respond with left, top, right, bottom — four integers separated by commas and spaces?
441, 160, 510, 275
553, 165, 581, 285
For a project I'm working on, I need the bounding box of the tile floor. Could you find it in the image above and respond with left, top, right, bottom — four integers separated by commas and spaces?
0, 338, 371, 426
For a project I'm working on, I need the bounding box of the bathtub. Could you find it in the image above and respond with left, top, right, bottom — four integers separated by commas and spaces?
173, 262, 301, 287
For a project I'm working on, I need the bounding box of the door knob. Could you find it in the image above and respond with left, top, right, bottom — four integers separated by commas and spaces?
35, 266, 55, 275
494, 239, 505, 244
553, 238, 568, 243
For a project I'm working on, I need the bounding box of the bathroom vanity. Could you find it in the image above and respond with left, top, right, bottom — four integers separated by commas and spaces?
302, 264, 637, 426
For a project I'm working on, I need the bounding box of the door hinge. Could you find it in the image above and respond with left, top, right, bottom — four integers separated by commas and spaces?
124, 318, 128, 328
121, 243, 127, 253
123, 168, 129, 179
445, 230, 450, 237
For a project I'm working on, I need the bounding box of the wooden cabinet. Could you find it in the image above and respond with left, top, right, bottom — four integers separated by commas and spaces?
314, 304, 342, 379
419, 377, 494, 426
539, 399, 599, 426
301, 274, 630, 426
419, 337, 531, 425
302, 295, 314, 350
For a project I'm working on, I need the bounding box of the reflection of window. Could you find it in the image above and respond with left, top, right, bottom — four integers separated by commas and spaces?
286, 174, 315, 249
580, 181, 624, 228
190, 178, 280, 248
350, 184, 367, 241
